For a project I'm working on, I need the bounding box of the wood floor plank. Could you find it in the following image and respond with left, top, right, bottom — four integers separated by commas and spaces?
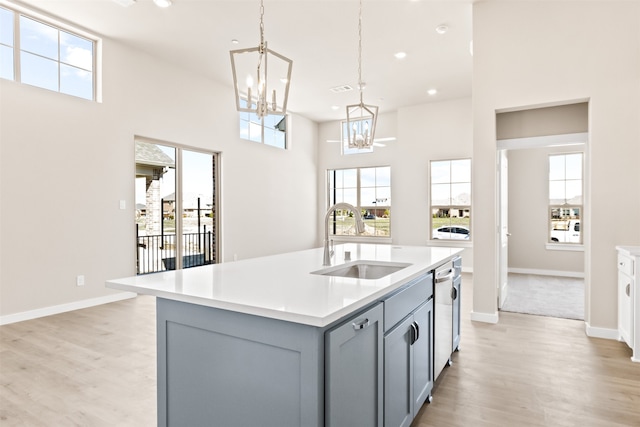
1, 274, 639, 426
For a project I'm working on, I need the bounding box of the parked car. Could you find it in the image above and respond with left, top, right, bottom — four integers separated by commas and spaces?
550, 220, 580, 243
432, 226, 470, 240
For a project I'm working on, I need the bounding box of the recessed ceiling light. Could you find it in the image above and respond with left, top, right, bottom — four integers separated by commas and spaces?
112, 0, 136, 7
331, 105, 340, 111
435, 25, 448, 35
427, 88, 438, 96
153, 0, 172, 8
231, 39, 239, 45
394, 52, 407, 59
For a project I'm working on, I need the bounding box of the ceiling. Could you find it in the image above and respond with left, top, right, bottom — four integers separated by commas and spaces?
15, 0, 473, 123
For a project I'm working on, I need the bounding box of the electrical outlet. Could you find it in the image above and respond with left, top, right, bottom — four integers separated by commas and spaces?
76, 275, 85, 286
119, 200, 126, 210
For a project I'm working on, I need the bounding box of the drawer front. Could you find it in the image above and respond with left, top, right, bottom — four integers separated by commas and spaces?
384, 272, 433, 332
618, 254, 634, 277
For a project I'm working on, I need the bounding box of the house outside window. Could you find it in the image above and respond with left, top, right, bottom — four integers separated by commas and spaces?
0, 5, 97, 101
328, 166, 391, 237
430, 158, 471, 241
549, 153, 583, 244
239, 98, 287, 149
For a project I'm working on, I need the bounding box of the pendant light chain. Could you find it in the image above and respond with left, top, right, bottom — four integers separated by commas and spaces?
357, 0, 363, 104
259, 0, 265, 48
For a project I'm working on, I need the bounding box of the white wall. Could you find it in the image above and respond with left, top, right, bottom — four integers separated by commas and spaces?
508, 147, 584, 275
0, 37, 318, 319
317, 98, 474, 270
473, 1, 640, 330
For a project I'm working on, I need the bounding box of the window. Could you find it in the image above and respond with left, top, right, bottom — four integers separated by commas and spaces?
328, 166, 391, 237
430, 159, 471, 240
135, 139, 220, 274
0, 6, 96, 100
341, 119, 373, 155
239, 98, 287, 149
549, 153, 583, 244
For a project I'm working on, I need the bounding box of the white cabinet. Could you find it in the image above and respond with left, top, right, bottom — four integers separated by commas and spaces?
616, 246, 640, 363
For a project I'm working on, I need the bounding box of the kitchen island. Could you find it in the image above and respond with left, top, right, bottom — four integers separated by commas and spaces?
106, 243, 463, 427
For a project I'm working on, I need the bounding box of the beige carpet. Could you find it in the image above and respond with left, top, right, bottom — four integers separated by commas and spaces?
500, 273, 584, 320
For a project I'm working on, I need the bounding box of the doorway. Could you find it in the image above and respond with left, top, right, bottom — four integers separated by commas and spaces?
134, 137, 220, 274
495, 102, 588, 320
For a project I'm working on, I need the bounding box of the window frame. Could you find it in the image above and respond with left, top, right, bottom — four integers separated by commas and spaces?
0, 3, 100, 101
429, 158, 472, 243
547, 152, 584, 246
238, 97, 288, 149
326, 166, 391, 241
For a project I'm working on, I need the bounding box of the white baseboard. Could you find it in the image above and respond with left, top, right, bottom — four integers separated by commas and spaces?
0, 292, 137, 326
470, 311, 499, 324
508, 267, 584, 279
584, 322, 619, 340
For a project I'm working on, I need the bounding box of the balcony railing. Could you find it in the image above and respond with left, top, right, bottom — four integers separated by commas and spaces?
136, 226, 215, 274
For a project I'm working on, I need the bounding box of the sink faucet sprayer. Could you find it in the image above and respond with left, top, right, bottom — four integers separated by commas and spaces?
323, 203, 365, 266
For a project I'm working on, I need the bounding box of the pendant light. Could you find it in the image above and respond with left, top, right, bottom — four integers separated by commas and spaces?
346, 0, 378, 149
230, 0, 293, 118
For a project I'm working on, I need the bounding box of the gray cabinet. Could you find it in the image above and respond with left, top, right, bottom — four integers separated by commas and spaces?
383, 273, 434, 427
325, 303, 384, 427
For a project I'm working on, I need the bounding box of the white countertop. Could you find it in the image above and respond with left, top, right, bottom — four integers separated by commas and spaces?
106, 243, 463, 327
616, 245, 640, 257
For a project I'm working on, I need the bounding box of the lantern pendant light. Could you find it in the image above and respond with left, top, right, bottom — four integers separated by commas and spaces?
230, 0, 293, 118
346, 0, 378, 149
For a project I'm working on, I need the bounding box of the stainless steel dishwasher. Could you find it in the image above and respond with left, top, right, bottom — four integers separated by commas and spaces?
434, 261, 455, 380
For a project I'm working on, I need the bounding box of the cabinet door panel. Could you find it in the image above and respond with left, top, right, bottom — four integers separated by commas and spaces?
384, 316, 414, 427
618, 273, 633, 346
413, 300, 433, 415
326, 303, 384, 427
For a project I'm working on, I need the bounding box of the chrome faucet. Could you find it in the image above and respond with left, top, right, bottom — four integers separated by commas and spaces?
323, 202, 366, 266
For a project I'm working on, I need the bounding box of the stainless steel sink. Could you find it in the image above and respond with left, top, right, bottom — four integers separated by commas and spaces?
311, 261, 412, 280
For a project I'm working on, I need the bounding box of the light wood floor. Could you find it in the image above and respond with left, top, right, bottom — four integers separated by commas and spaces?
1, 274, 639, 426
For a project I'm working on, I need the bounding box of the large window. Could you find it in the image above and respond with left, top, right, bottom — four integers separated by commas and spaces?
239, 98, 287, 149
0, 6, 96, 100
549, 153, 583, 244
328, 166, 391, 237
430, 159, 471, 241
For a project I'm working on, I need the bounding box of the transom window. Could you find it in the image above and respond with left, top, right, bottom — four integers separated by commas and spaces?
549, 153, 583, 244
328, 166, 391, 237
0, 6, 97, 101
430, 159, 471, 241
239, 98, 287, 149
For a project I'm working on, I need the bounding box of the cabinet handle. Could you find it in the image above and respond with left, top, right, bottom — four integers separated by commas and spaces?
352, 318, 370, 330
410, 322, 418, 345
451, 287, 458, 300
626, 284, 631, 297
414, 321, 420, 342
435, 270, 455, 283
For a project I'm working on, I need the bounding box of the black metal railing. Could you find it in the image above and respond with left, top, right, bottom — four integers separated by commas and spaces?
136, 225, 215, 274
